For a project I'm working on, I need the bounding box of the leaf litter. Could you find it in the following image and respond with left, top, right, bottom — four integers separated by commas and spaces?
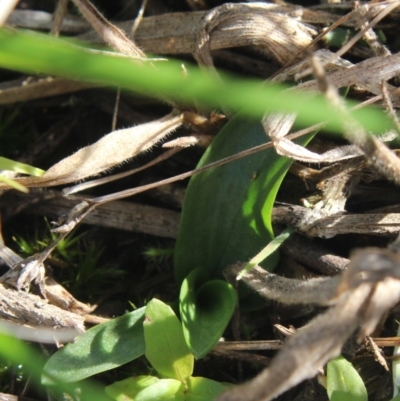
1, 0, 400, 400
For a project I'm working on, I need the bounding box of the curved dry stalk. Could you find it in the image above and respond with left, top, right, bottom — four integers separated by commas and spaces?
71, 0, 145, 59
218, 247, 400, 401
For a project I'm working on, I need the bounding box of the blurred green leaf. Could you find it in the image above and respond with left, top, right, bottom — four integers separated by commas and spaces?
105, 376, 160, 401
179, 268, 237, 359
42, 308, 145, 384
0, 333, 112, 401
0, 174, 28, 192
105, 376, 228, 401
0, 28, 394, 135
186, 376, 229, 401
135, 378, 184, 401
144, 299, 194, 382
0, 156, 44, 176
0, 156, 44, 192
327, 356, 368, 401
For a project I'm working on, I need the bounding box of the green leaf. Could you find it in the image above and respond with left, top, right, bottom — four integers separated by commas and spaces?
105, 376, 228, 401
135, 378, 184, 401
0, 174, 28, 192
179, 268, 237, 359
0, 29, 394, 135
0, 157, 45, 192
174, 114, 314, 284
0, 156, 45, 176
105, 376, 160, 401
237, 226, 296, 279
0, 333, 112, 401
327, 356, 368, 401
42, 308, 145, 384
144, 299, 194, 382
186, 376, 229, 401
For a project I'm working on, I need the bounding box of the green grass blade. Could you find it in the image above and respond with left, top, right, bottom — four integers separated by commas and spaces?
0, 174, 28, 192
237, 226, 296, 280
0, 28, 394, 135
0, 157, 45, 192
0, 156, 45, 176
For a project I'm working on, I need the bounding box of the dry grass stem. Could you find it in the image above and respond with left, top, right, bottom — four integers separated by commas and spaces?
219, 246, 400, 401
0, 0, 20, 26
71, 0, 145, 59
0, 111, 184, 188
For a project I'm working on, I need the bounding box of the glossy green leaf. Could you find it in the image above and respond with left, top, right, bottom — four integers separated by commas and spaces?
136, 379, 184, 401
180, 268, 237, 359
327, 356, 368, 401
174, 114, 314, 284
0, 29, 394, 135
186, 376, 229, 401
105, 376, 160, 401
144, 299, 194, 382
42, 308, 145, 384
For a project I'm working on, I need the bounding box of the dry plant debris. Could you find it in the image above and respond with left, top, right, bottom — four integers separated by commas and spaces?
1, 0, 400, 400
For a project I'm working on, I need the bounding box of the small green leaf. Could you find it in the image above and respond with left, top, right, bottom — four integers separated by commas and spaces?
144, 299, 194, 383
42, 308, 145, 384
186, 376, 229, 401
136, 378, 184, 401
105, 375, 229, 401
105, 376, 160, 401
237, 226, 295, 279
180, 268, 237, 359
327, 356, 368, 401
0, 156, 45, 176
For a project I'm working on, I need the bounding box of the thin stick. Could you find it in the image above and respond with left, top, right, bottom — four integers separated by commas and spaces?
270, 10, 352, 80
297, 0, 400, 79
51, 0, 69, 37
75, 89, 390, 204
381, 80, 400, 135
63, 147, 182, 195
111, 88, 121, 131
130, 0, 149, 38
